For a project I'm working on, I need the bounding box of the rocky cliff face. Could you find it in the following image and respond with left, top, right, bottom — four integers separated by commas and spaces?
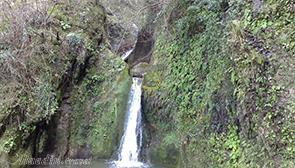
0, 0, 293, 167
0, 0, 131, 166
143, 0, 294, 167
0, 0, 162, 166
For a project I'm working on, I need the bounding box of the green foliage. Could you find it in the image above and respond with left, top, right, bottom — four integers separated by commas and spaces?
33, 75, 58, 120
0, 0, 119, 163
60, 20, 71, 30
209, 127, 241, 167
70, 50, 131, 158
1, 136, 16, 153
144, 0, 294, 167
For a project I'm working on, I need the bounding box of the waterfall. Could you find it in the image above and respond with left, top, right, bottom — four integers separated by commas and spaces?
122, 49, 134, 61
121, 23, 138, 61
113, 77, 146, 168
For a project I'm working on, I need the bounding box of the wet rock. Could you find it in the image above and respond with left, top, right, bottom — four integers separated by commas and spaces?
130, 62, 150, 77
108, 22, 138, 56
69, 144, 92, 159
127, 29, 154, 66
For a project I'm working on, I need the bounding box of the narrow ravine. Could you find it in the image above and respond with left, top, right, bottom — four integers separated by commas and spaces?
113, 78, 147, 168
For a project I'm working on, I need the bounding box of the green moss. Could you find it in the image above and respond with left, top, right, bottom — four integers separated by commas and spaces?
144, 0, 294, 167
69, 48, 131, 158
149, 132, 180, 167
0, 0, 125, 165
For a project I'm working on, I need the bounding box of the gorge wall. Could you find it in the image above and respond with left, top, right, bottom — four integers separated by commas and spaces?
0, 0, 132, 166
0, 0, 294, 168
142, 0, 294, 167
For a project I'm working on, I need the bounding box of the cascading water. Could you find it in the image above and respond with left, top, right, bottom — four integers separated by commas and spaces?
121, 24, 138, 61
113, 77, 146, 168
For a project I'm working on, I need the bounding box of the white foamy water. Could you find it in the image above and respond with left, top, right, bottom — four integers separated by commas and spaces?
122, 49, 134, 61
113, 78, 148, 168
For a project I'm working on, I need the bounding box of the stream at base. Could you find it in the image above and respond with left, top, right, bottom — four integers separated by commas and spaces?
43, 160, 168, 168
89, 160, 168, 168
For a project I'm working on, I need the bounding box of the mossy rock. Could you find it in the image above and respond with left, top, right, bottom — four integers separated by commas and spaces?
149, 142, 179, 168
130, 62, 150, 77
68, 50, 132, 159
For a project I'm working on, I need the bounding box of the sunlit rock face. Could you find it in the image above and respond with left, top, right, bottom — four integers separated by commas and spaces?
101, 0, 146, 57
101, 0, 165, 61
108, 21, 139, 58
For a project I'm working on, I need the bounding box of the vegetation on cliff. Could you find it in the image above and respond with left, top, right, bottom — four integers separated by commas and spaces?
0, 0, 131, 166
0, 0, 294, 167
143, 0, 294, 167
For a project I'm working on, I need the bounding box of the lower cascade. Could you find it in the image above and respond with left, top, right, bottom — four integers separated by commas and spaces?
113, 77, 146, 168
